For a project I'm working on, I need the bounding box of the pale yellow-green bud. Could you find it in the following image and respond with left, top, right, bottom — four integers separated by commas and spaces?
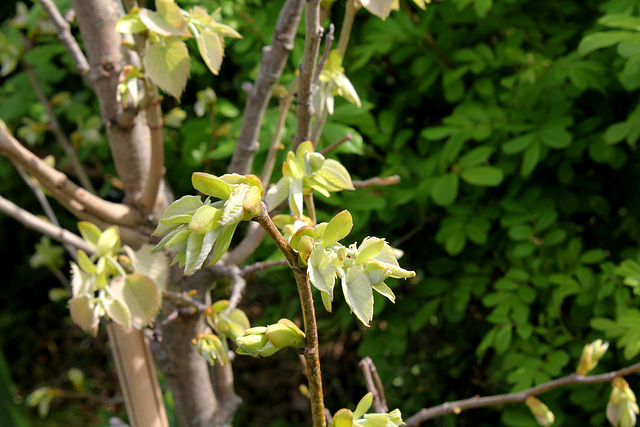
607, 377, 639, 427
577, 339, 609, 375
525, 396, 555, 426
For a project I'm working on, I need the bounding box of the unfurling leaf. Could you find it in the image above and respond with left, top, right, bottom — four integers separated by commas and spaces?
322, 210, 353, 246
143, 38, 190, 99
110, 273, 161, 326
343, 265, 374, 326
69, 296, 99, 336
196, 29, 224, 75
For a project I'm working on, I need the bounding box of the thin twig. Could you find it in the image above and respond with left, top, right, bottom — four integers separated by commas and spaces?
241, 259, 288, 276
226, 265, 247, 311
16, 166, 76, 258
313, 24, 335, 87
0, 194, 93, 253
352, 175, 401, 189
261, 83, 296, 187
304, 193, 317, 225
320, 133, 353, 156
20, 49, 96, 194
38, 0, 90, 78
404, 362, 640, 425
229, 0, 304, 175
162, 290, 208, 312
295, 0, 323, 148
359, 357, 388, 413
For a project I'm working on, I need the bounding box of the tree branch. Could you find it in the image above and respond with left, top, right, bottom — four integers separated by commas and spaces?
295, 0, 323, 148
353, 175, 401, 189
139, 89, 165, 214
38, 0, 90, 79
404, 362, 640, 425
0, 194, 93, 254
0, 126, 142, 226
359, 357, 388, 413
229, 0, 304, 175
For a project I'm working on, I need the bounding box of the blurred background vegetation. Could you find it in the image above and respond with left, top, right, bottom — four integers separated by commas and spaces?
3, 0, 640, 425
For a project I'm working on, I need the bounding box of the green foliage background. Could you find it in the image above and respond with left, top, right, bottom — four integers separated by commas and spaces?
4, 0, 640, 425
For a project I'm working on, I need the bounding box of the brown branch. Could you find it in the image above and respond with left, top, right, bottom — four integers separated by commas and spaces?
226, 265, 246, 311
0, 194, 93, 254
38, 0, 90, 78
353, 175, 401, 189
210, 362, 242, 426
241, 259, 288, 276
0, 126, 142, 226
260, 83, 296, 187
295, 0, 323, 148
139, 91, 165, 214
20, 50, 96, 194
229, 0, 304, 175
404, 362, 640, 425
255, 204, 325, 427
320, 133, 353, 156
359, 357, 388, 413
162, 290, 208, 312
313, 24, 335, 87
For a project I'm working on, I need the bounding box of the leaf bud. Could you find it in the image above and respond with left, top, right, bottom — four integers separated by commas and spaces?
576, 339, 609, 375
525, 396, 555, 426
242, 185, 263, 220
607, 377, 639, 427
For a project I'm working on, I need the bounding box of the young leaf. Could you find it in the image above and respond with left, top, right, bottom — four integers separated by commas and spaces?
360, 0, 398, 20
353, 393, 373, 419
265, 177, 291, 211
289, 178, 304, 217
356, 237, 385, 264
184, 230, 212, 274
192, 172, 232, 199
189, 205, 223, 234
115, 9, 147, 34
110, 273, 161, 326
196, 29, 224, 75
322, 210, 353, 247
70, 263, 93, 297
96, 226, 120, 256
343, 266, 374, 326
308, 248, 337, 297
209, 223, 238, 265
156, 0, 190, 35
143, 38, 190, 99
69, 296, 99, 336
329, 409, 354, 427
317, 159, 355, 190
124, 244, 169, 290
104, 297, 132, 328
373, 282, 396, 302
76, 250, 96, 275
138, 7, 190, 37
77, 221, 102, 249
220, 186, 249, 226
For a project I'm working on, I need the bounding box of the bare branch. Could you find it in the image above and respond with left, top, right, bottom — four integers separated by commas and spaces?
260, 84, 295, 187
241, 259, 288, 276
359, 357, 388, 413
320, 133, 353, 156
313, 24, 335, 87
139, 93, 165, 214
404, 362, 640, 425
0, 126, 142, 226
295, 0, 323, 148
38, 0, 90, 78
353, 175, 401, 189
162, 290, 208, 312
20, 46, 96, 194
229, 0, 304, 175
226, 265, 247, 311
16, 166, 76, 258
0, 194, 93, 253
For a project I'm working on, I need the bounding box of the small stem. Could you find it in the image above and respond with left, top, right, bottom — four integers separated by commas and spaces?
255, 203, 301, 273
313, 24, 335, 87
320, 133, 353, 155
352, 175, 401, 188
261, 82, 296, 187
304, 194, 317, 225
336, 0, 360, 57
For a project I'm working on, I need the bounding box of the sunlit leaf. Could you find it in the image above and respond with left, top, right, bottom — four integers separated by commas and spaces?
209, 223, 238, 265
265, 177, 291, 211
360, 0, 399, 20
317, 159, 354, 190
143, 38, 190, 99
308, 248, 337, 297
77, 221, 102, 249
322, 210, 353, 246
96, 226, 120, 256
110, 273, 161, 326
192, 172, 232, 199
69, 296, 99, 336
104, 296, 132, 328
139, 7, 190, 37
115, 9, 147, 34
196, 29, 224, 75
343, 265, 374, 326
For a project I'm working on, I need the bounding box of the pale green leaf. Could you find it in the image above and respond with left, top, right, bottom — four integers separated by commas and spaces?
196, 29, 224, 76
209, 223, 238, 265
360, 415, 390, 427
138, 8, 189, 37
265, 177, 291, 211
356, 237, 385, 264
354, 393, 373, 419
77, 221, 102, 249
70, 263, 93, 297
343, 265, 374, 326
184, 230, 211, 274
76, 250, 96, 275
189, 205, 223, 233
220, 185, 248, 226
155, 195, 203, 235
460, 166, 504, 186
372, 282, 396, 302
125, 244, 169, 290
115, 10, 147, 34
156, 0, 190, 35
578, 31, 632, 56
317, 159, 355, 190
431, 173, 459, 206
366, 265, 391, 284
111, 274, 161, 326
69, 296, 99, 336
334, 73, 361, 108
104, 297, 132, 328
322, 210, 353, 246
97, 226, 120, 256
143, 38, 190, 99
330, 409, 354, 427
289, 178, 304, 217
308, 248, 337, 297
360, 0, 398, 20
192, 172, 232, 199
284, 151, 304, 179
